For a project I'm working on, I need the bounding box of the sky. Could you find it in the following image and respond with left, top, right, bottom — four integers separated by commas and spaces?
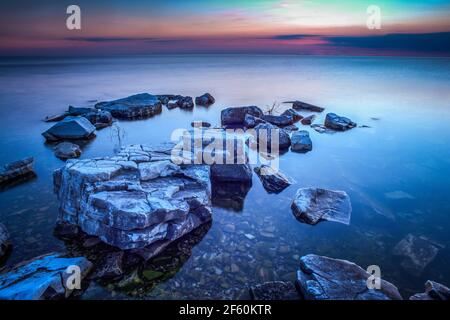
1, 0, 450, 56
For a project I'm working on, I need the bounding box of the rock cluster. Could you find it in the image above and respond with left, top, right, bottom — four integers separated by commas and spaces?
410, 280, 450, 300
95, 93, 163, 119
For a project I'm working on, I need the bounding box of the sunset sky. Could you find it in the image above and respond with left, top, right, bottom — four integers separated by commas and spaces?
1, 0, 450, 56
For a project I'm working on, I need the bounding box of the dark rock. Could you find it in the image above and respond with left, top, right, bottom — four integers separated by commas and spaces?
281, 109, 303, 122
393, 234, 442, 276
261, 114, 294, 127
243, 114, 266, 128
195, 93, 215, 106
53, 144, 212, 255
156, 94, 194, 109
410, 281, 450, 300
212, 181, 252, 212
84, 110, 113, 128
301, 114, 316, 125
254, 165, 292, 194
211, 164, 252, 184
92, 252, 124, 280
95, 93, 162, 119
287, 100, 325, 112
254, 123, 291, 151
296, 254, 402, 300
0, 253, 92, 300
191, 121, 211, 128
221, 106, 264, 126
0, 223, 11, 260
54, 221, 80, 240
0, 157, 35, 187
54, 142, 82, 160
43, 112, 68, 122
42, 116, 96, 141
291, 130, 312, 153
291, 188, 352, 225
250, 281, 301, 300
324, 113, 357, 131
68, 106, 96, 116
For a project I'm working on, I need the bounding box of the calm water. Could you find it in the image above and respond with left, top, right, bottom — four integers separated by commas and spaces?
0, 55, 450, 299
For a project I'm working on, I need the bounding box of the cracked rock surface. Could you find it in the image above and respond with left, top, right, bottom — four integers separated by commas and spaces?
53, 143, 212, 254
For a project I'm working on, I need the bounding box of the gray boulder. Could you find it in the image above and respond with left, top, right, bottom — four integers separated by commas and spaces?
42, 116, 96, 141
324, 113, 356, 131
410, 281, 450, 300
95, 93, 162, 119
53, 143, 212, 256
291, 130, 312, 153
254, 165, 292, 194
262, 114, 294, 127
54, 142, 82, 160
0, 223, 11, 259
0, 157, 35, 186
211, 164, 252, 184
0, 253, 92, 300
296, 254, 402, 300
254, 123, 291, 151
195, 93, 215, 106
250, 281, 301, 300
286, 100, 325, 112
221, 106, 264, 126
291, 188, 352, 225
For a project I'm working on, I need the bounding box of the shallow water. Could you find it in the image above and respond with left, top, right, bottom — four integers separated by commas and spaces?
1, 55, 450, 299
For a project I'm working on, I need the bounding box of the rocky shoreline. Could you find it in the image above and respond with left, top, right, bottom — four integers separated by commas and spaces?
0, 92, 448, 300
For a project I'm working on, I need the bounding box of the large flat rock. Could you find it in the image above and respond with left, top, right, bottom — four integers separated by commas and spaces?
0, 253, 92, 300
95, 93, 162, 119
296, 254, 402, 300
53, 143, 212, 256
42, 116, 96, 141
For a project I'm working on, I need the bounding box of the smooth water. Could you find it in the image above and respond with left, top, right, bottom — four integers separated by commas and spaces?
0, 55, 450, 299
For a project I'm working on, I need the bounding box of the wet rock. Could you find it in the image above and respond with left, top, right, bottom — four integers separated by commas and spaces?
291, 130, 312, 153
254, 165, 292, 194
410, 280, 450, 300
83, 110, 113, 128
92, 252, 124, 280
0, 157, 35, 187
211, 181, 252, 212
191, 121, 211, 128
311, 124, 334, 134
195, 93, 215, 106
95, 93, 163, 119
0, 253, 92, 300
254, 123, 291, 151
288, 100, 325, 113
324, 113, 356, 131
54, 142, 82, 160
43, 112, 68, 122
42, 116, 96, 141
296, 254, 402, 300
291, 188, 352, 225
393, 234, 442, 275
261, 114, 294, 127
301, 115, 316, 125
221, 106, 264, 126
53, 143, 212, 255
243, 114, 266, 128
0, 223, 11, 260
211, 164, 252, 184
250, 281, 301, 300
54, 221, 80, 240
68, 106, 96, 116
281, 109, 303, 122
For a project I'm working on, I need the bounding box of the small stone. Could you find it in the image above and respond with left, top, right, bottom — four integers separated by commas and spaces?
301, 115, 316, 125
54, 142, 82, 160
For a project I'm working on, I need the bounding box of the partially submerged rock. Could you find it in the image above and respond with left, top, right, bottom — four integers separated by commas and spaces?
0, 157, 35, 187
83, 110, 113, 129
291, 130, 312, 153
42, 116, 96, 141
211, 181, 252, 212
296, 254, 402, 300
221, 106, 264, 126
211, 164, 252, 184
243, 114, 265, 128
53, 144, 212, 256
254, 165, 292, 194
300, 114, 316, 125
281, 109, 303, 122
0, 253, 92, 300
393, 234, 443, 275
311, 124, 334, 134
195, 93, 215, 106
191, 121, 211, 128
0, 223, 11, 260
291, 188, 352, 225
324, 113, 356, 131
250, 281, 301, 300
54, 142, 82, 160
410, 281, 450, 300
287, 100, 325, 113
95, 93, 162, 119
262, 114, 294, 127
254, 123, 291, 151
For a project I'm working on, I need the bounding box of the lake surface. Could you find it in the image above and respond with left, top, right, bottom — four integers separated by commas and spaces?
0, 55, 450, 299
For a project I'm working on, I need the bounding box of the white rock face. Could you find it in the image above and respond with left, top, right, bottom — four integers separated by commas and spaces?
53, 143, 212, 255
